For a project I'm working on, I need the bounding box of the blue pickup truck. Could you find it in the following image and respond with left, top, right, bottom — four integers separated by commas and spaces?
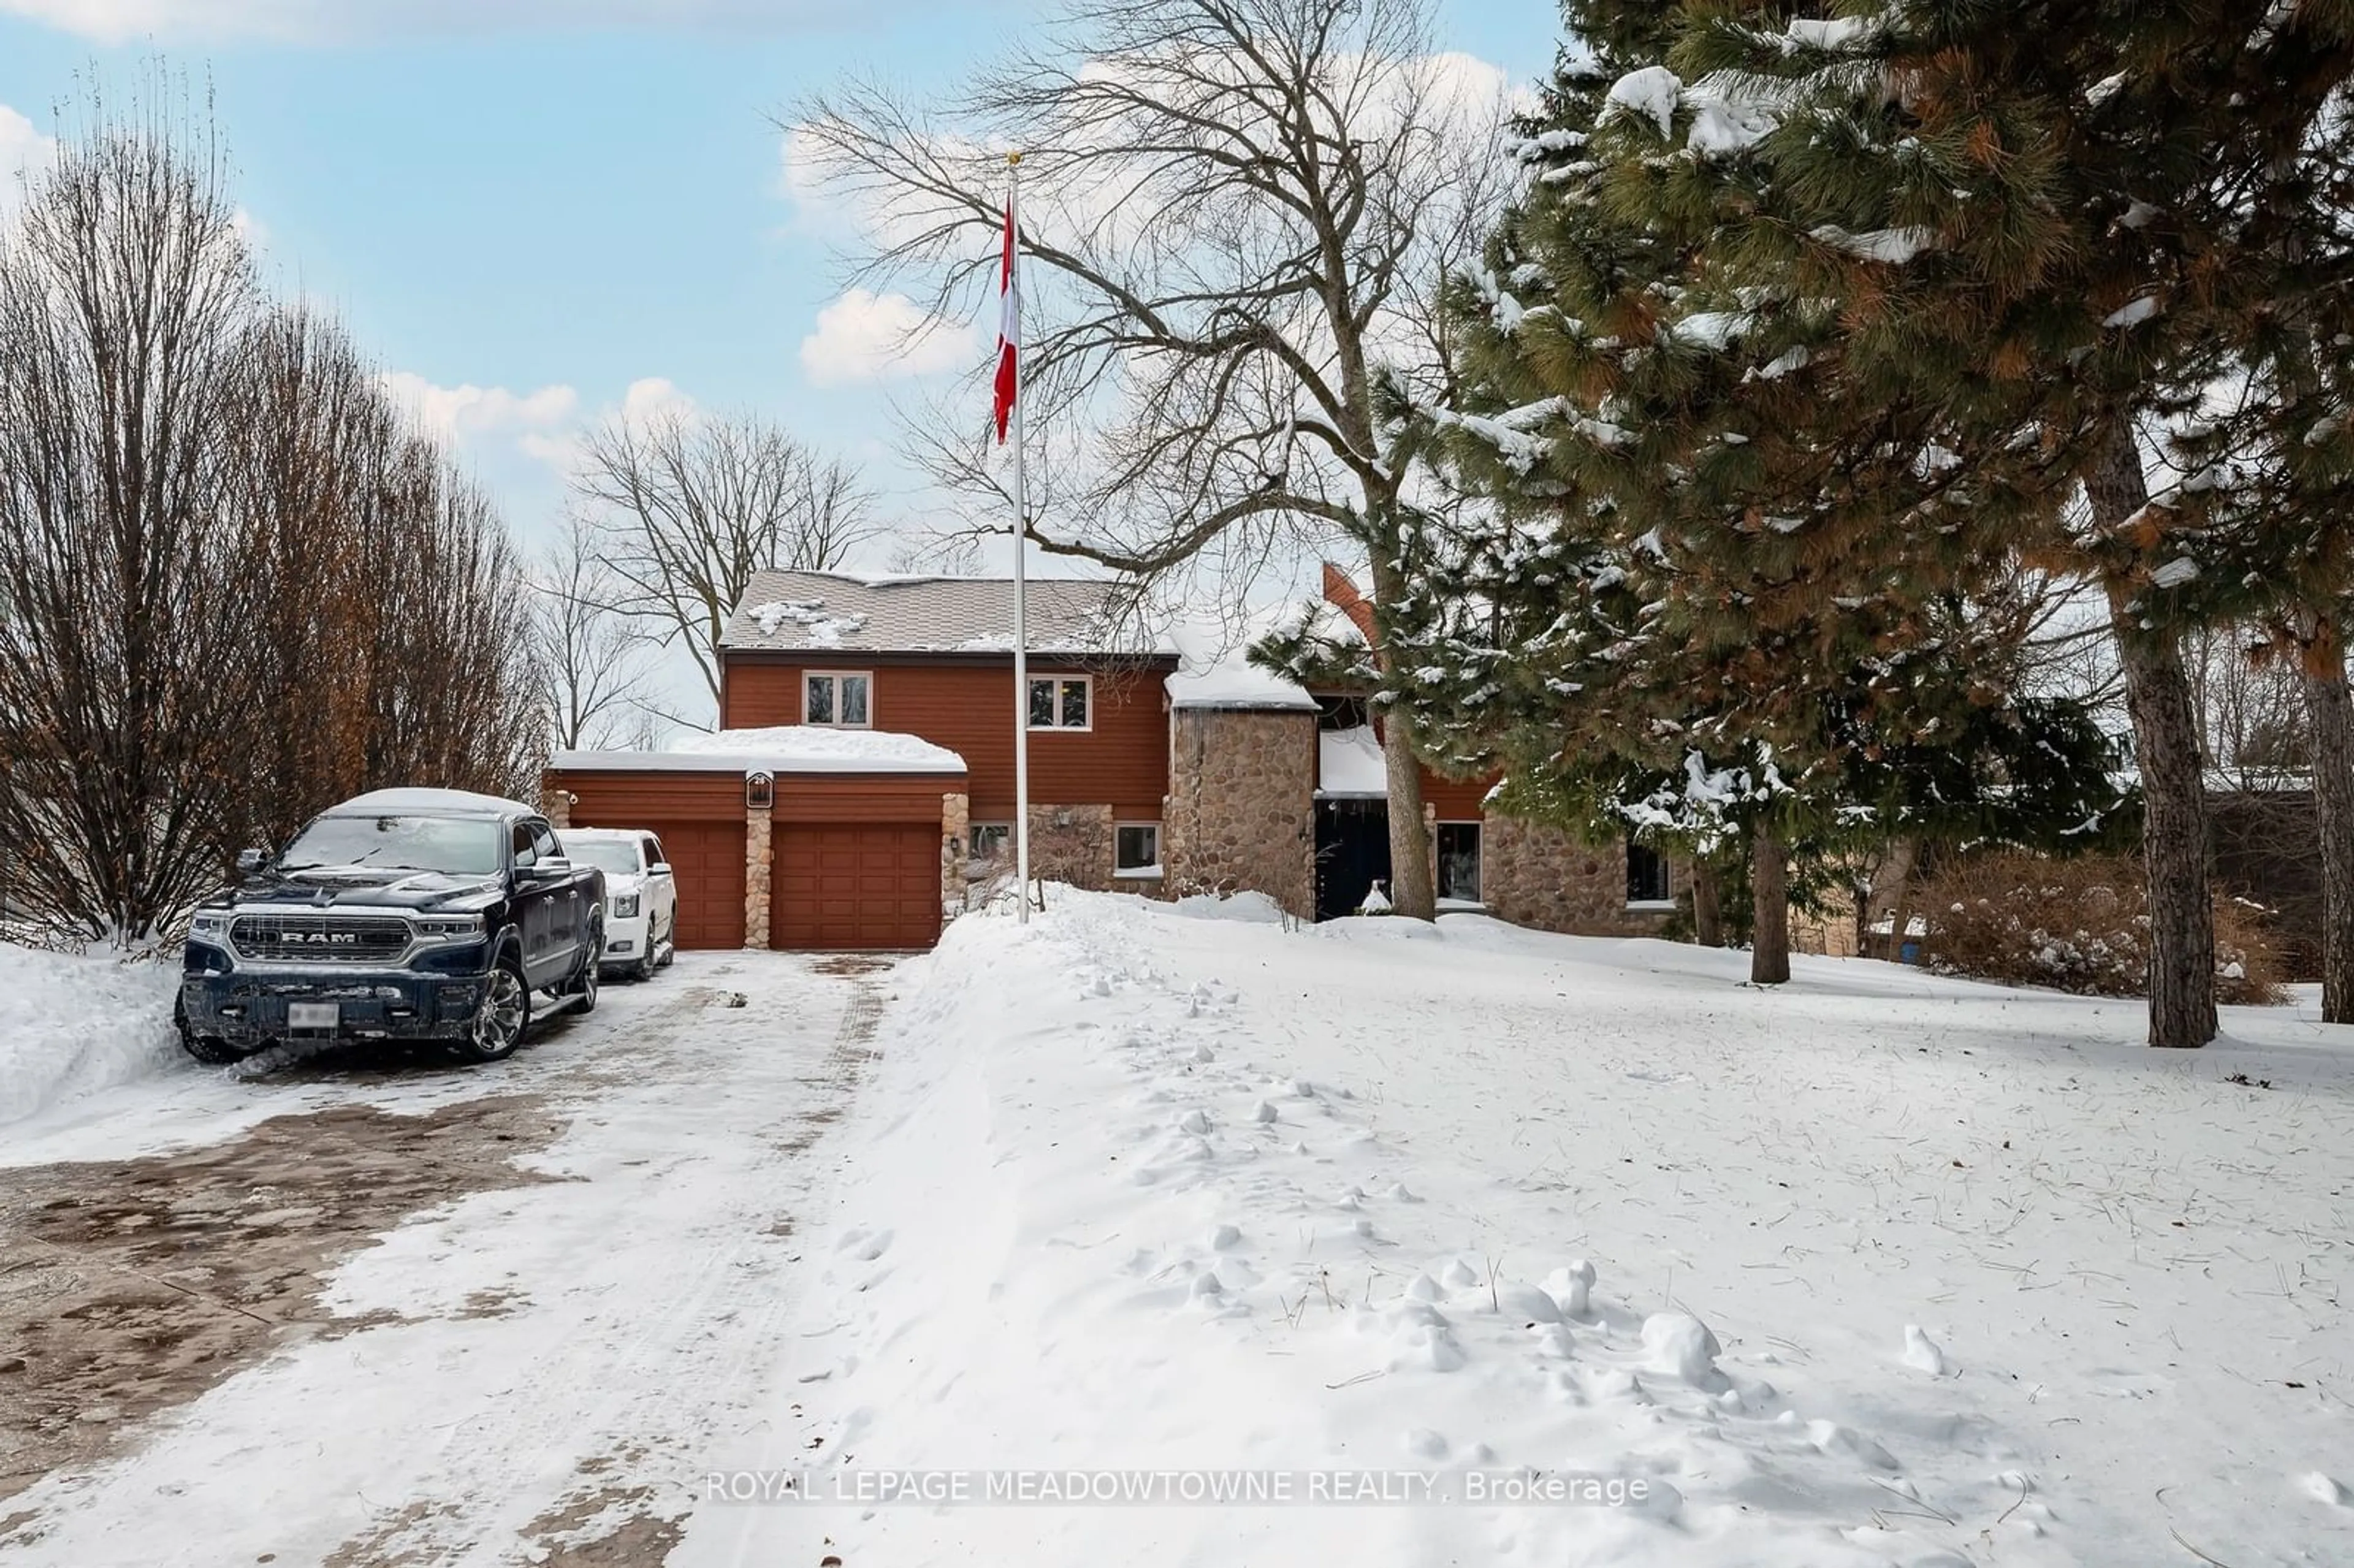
178, 788, 606, 1064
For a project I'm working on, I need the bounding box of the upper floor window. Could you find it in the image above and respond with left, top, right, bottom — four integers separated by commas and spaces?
1028, 675, 1091, 730
806, 671, 872, 728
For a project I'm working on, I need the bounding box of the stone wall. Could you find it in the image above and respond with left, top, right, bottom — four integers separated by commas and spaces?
744, 805, 773, 950
1480, 815, 1669, 937
1163, 709, 1316, 918
1027, 804, 1115, 892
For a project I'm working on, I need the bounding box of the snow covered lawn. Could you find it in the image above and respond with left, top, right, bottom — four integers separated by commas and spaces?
698, 892, 2354, 1568
0, 943, 179, 1130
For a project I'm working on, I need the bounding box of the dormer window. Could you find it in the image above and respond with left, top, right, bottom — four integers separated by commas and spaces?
805, 671, 872, 728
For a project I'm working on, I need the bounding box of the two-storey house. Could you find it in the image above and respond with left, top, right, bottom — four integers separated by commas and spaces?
543, 571, 1676, 950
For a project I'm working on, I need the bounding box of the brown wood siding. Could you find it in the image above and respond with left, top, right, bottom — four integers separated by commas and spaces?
1422, 769, 1495, 820
724, 661, 1168, 820
772, 824, 940, 950
771, 774, 960, 824
551, 769, 748, 823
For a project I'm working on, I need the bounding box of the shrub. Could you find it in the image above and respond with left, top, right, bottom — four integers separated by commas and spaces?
1916, 851, 2287, 1006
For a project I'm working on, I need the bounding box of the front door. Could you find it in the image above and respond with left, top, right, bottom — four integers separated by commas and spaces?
1314, 799, 1391, 921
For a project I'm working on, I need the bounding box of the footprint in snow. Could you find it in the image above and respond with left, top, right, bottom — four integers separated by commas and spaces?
1903, 1325, 1953, 1376
836, 1228, 893, 1262
2302, 1471, 2352, 1507
1807, 1418, 1900, 1471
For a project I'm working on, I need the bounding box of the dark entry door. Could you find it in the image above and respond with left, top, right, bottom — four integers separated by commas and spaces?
1314, 799, 1392, 921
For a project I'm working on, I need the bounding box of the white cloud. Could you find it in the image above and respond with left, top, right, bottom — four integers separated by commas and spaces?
378, 371, 581, 447
799, 288, 982, 388
0, 0, 851, 42
0, 102, 57, 219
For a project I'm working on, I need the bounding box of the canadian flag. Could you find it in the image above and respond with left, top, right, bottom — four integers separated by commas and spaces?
992, 196, 1019, 444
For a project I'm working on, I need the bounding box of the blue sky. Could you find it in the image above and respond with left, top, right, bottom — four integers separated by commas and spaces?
0, 0, 1564, 561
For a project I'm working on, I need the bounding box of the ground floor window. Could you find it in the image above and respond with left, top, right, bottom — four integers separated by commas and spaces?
1114, 822, 1162, 878
1437, 821, 1482, 904
1627, 839, 1671, 906
968, 823, 1012, 864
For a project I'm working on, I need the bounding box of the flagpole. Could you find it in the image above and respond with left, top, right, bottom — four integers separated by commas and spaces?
1008, 151, 1032, 924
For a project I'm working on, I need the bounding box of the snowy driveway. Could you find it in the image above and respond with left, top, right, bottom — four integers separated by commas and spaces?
0, 949, 889, 1567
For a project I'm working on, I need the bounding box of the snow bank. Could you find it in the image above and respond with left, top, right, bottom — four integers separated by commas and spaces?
699, 892, 2354, 1568
0, 942, 182, 1128
1169, 889, 1287, 923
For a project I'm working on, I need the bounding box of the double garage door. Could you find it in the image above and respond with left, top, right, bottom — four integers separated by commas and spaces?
772, 823, 940, 951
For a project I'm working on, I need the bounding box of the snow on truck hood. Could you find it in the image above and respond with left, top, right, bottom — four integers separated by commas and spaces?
328, 787, 537, 817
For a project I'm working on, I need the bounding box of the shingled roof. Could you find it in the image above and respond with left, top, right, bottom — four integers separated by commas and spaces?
718, 571, 1172, 657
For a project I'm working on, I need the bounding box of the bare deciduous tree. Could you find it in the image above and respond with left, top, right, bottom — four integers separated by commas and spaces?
0, 99, 261, 941
535, 512, 657, 752
789, 0, 1509, 919
0, 90, 546, 942
571, 409, 879, 713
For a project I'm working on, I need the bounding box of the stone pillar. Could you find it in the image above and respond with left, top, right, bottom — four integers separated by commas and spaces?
744, 802, 773, 950
1423, 801, 1439, 904
542, 787, 574, 830
1162, 708, 1316, 917
941, 791, 970, 918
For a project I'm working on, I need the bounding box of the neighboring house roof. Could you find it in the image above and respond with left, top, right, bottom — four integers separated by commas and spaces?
720, 570, 1173, 657
550, 726, 967, 775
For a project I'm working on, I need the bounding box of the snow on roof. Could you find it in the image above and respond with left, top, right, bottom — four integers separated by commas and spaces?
1316, 726, 1388, 798
550, 726, 967, 775
1165, 663, 1318, 712
720, 570, 1176, 658
327, 788, 539, 818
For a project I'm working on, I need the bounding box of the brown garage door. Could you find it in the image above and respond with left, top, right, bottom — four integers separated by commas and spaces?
639, 821, 746, 950
772, 823, 941, 950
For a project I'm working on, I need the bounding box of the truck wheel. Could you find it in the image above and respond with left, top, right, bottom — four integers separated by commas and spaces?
455, 955, 530, 1063
174, 994, 243, 1065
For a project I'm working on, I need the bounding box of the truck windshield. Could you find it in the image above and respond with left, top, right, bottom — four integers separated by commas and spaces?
566, 840, 641, 875
277, 815, 503, 876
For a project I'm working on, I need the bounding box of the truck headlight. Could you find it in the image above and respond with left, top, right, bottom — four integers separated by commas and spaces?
189, 912, 230, 938
612, 894, 641, 919
416, 915, 485, 940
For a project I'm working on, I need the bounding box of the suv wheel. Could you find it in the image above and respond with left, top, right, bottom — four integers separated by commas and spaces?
455, 956, 530, 1063
563, 918, 603, 1013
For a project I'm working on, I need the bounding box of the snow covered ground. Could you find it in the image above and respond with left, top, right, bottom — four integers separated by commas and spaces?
692, 892, 2353, 1568
2, 950, 893, 1566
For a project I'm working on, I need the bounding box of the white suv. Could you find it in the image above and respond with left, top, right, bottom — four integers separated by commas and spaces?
558, 828, 679, 980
